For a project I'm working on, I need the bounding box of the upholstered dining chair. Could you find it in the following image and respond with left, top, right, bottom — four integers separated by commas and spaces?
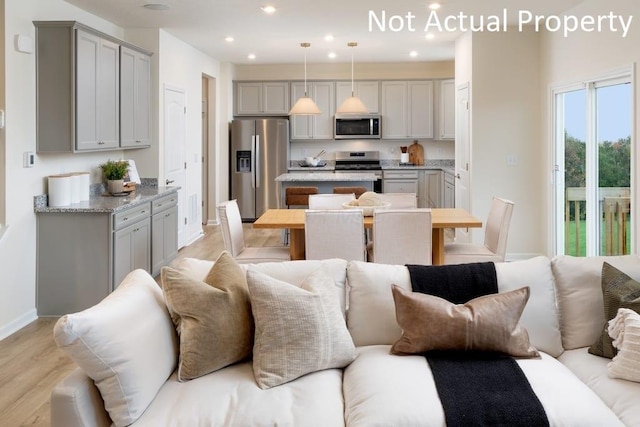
286, 186, 318, 208
333, 186, 368, 198
367, 209, 432, 265
443, 196, 515, 265
308, 193, 355, 209
217, 200, 290, 263
377, 192, 418, 208
305, 209, 366, 261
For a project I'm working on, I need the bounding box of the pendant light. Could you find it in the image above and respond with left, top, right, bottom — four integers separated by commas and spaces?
289, 42, 321, 115
337, 42, 369, 114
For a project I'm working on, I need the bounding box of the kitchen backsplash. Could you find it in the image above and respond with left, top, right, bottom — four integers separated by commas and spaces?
289, 139, 454, 161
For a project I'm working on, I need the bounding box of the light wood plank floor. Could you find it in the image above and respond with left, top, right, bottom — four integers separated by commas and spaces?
0, 224, 282, 427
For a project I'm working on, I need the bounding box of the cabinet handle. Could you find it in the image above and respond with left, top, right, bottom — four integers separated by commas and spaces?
157, 203, 163, 208
456, 174, 461, 179
165, 213, 171, 218
98, 141, 105, 145
141, 210, 146, 214
166, 179, 175, 185
135, 140, 142, 143
123, 217, 128, 221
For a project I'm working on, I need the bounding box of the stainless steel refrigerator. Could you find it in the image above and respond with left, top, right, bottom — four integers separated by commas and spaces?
230, 119, 289, 221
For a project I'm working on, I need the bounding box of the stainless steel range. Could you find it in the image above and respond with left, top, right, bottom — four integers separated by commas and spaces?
334, 151, 382, 192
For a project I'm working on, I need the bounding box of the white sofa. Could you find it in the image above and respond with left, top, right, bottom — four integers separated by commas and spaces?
50, 255, 640, 427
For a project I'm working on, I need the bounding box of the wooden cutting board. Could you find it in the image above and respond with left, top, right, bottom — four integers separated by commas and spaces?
408, 141, 424, 166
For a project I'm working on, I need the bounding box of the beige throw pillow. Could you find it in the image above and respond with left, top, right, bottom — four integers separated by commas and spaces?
247, 267, 357, 389
589, 262, 640, 358
161, 251, 253, 381
607, 308, 640, 382
390, 285, 539, 357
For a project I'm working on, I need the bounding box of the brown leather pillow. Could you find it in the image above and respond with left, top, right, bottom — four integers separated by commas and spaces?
390, 285, 539, 358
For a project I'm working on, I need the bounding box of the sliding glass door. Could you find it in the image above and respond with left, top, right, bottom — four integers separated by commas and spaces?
554, 74, 632, 256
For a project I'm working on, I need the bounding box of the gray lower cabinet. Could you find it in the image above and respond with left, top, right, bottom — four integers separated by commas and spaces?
419, 170, 442, 208
37, 202, 151, 316
383, 170, 419, 195
151, 194, 179, 276
444, 171, 455, 208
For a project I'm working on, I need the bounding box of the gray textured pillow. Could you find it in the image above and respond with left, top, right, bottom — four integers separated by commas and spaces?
161, 251, 253, 381
247, 267, 357, 389
589, 262, 640, 358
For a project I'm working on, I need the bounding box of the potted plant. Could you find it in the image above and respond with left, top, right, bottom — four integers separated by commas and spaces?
100, 159, 130, 194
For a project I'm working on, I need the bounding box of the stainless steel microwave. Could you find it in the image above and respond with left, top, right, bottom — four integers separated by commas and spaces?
334, 114, 381, 139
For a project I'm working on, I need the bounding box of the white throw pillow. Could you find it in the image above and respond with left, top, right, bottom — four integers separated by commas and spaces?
495, 256, 563, 357
347, 258, 563, 356
552, 255, 640, 350
248, 267, 357, 389
54, 269, 178, 427
608, 308, 640, 382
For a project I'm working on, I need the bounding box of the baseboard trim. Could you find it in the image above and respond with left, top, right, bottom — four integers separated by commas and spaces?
183, 230, 205, 247
206, 219, 219, 226
505, 253, 546, 262
0, 309, 38, 341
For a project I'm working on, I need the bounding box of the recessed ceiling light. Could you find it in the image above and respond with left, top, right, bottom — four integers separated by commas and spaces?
261, 5, 276, 14
328, 52, 336, 59
248, 53, 256, 60
225, 36, 234, 42
425, 33, 435, 40
409, 50, 418, 57
325, 34, 334, 42
429, 3, 441, 10
143, 3, 170, 11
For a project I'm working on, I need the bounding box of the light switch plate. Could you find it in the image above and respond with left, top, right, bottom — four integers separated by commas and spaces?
23, 151, 35, 168
15, 35, 34, 54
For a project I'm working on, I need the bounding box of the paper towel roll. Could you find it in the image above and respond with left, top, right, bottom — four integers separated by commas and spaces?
76, 172, 90, 201
48, 174, 72, 207
69, 174, 81, 204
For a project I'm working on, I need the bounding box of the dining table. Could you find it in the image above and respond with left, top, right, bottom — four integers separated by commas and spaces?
253, 208, 483, 265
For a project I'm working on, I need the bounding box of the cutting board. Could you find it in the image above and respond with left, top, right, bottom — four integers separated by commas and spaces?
408, 141, 424, 166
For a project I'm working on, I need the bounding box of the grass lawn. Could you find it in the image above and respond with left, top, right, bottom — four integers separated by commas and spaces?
565, 217, 631, 256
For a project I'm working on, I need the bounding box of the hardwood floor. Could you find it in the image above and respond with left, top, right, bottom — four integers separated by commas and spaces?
0, 224, 281, 427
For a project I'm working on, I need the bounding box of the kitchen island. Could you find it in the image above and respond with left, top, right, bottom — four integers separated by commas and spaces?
275, 172, 377, 207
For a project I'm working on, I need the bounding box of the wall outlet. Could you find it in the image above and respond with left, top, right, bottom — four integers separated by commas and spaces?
506, 154, 519, 166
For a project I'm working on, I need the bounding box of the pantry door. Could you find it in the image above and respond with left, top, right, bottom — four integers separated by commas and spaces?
164, 86, 187, 248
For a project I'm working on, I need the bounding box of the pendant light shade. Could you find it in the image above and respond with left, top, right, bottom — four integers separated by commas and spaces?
337, 42, 369, 114
289, 42, 321, 116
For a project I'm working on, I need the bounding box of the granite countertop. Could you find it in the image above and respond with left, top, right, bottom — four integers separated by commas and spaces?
276, 172, 378, 182
34, 186, 180, 213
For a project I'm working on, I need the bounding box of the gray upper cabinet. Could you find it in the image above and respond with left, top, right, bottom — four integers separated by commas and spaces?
76, 29, 119, 151
335, 81, 380, 113
381, 81, 434, 139
34, 21, 152, 153
120, 46, 152, 148
290, 81, 335, 140
235, 82, 290, 115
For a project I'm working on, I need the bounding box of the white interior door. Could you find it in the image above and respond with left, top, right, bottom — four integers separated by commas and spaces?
164, 86, 187, 247
455, 83, 471, 242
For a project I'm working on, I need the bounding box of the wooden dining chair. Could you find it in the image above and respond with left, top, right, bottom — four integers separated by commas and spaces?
443, 197, 514, 265
217, 200, 290, 263
308, 193, 355, 209
368, 209, 432, 265
333, 186, 368, 198
305, 210, 366, 261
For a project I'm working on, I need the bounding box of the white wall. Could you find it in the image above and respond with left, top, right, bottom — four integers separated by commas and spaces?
0, 0, 130, 339
455, 29, 544, 259
0, 1, 229, 338
234, 61, 454, 81
540, 0, 639, 255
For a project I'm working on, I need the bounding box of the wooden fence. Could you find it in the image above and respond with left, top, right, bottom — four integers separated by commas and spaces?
565, 187, 630, 256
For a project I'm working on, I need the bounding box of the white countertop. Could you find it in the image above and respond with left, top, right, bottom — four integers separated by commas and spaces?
276, 172, 378, 182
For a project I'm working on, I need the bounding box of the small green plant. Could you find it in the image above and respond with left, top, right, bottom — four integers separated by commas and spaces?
100, 159, 129, 181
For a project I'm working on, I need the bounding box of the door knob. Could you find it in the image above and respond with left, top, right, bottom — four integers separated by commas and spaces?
166, 179, 175, 185
455, 174, 461, 179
